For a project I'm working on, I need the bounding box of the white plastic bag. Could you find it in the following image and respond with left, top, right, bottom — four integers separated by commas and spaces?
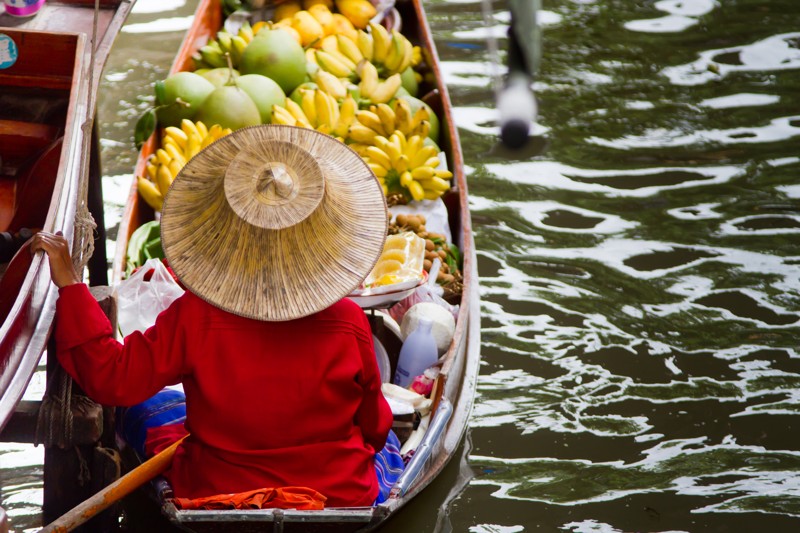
115, 258, 184, 337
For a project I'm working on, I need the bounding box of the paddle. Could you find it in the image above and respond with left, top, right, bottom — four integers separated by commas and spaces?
40, 437, 186, 533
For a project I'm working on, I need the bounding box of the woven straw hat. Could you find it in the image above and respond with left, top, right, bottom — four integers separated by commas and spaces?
160, 125, 387, 321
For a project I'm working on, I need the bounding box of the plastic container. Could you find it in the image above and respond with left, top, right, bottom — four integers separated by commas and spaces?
393, 316, 438, 389
4, 0, 45, 17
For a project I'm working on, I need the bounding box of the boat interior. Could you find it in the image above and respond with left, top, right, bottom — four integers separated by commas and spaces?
0, 28, 83, 321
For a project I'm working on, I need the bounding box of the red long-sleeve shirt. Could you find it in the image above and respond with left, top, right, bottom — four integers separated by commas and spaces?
55, 283, 393, 507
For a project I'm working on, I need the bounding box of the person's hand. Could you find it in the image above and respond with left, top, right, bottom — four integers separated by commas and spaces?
30, 231, 81, 288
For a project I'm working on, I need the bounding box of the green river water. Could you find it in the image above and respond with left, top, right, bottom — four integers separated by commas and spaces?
3, 0, 800, 531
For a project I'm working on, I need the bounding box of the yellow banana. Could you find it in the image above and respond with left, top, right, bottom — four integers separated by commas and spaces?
407, 179, 424, 202
424, 176, 452, 192
333, 95, 358, 138
155, 148, 171, 167
164, 143, 187, 167
315, 89, 338, 128
394, 99, 413, 133
207, 124, 222, 140
404, 134, 424, 158
355, 30, 373, 62
201, 132, 218, 149
379, 137, 402, 166
301, 89, 318, 126
435, 169, 454, 179
181, 119, 201, 139
168, 159, 184, 179
146, 163, 158, 181
411, 45, 422, 66
364, 145, 392, 169
314, 70, 348, 100
368, 163, 388, 178
411, 165, 435, 180
357, 60, 379, 99
320, 34, 339, 53
186, 133, 202, 159
383, 30, 406, 74
195, 121, 208, 139
285, 99, 313, 128
230, 35, 248, 64
368, 73, 401, 104
374, 103, 396, 135
137, 176, 164, 211
399, 170, 413, 188
369, 22, 391, 64
400, 38, 414, 73
164, 126, 188, 149
271, 105, 298, 126
355, 110, 385, 136
336, 34, 363, 64
315, 50, 353, 78
410, 145, 438, 168
410, 107, 430, 131
156, 163, 174, 196
238, 21, 254, 42
348, 123, 379, 144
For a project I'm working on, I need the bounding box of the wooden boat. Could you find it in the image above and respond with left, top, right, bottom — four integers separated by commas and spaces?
113, 0, 479, 530
0, 0, 134, 433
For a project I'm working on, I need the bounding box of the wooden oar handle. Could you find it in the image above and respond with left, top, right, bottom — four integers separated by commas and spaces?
40, 437, 186, 533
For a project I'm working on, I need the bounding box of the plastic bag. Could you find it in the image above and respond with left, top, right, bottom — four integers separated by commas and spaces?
115, 258, 184, 337
388, 258, 459, 325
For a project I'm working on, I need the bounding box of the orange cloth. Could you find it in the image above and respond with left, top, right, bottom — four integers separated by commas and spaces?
173, 486, 326, 510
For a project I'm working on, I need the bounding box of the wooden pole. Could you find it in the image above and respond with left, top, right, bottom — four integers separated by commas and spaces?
41, 437, 185, 533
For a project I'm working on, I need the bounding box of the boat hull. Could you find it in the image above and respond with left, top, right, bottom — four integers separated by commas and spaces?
112, 0, 479, 529
0, 0, 134, 434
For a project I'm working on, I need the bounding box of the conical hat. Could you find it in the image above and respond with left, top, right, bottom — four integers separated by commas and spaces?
160, 125, 387, 321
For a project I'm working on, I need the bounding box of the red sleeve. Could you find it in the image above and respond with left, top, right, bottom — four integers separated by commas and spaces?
352, 309, 393, 452
55, 283, 189, 406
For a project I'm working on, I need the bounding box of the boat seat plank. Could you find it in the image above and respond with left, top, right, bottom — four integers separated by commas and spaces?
0, 120, 60, 170
0, 30, 77, 90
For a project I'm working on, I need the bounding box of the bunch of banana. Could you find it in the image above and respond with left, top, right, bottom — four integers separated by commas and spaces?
365, 22, 420, 77
356, 60, 401, 104
192, 22, 258, 69
354, 131, 452, 201
271, 92, 358, 139
352, 98, 431, 139
137, 120, 232, 211
272, 3, 357, 47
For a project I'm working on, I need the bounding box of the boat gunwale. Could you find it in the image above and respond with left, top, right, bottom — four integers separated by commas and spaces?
112, 0, 480, 527
0, 28, 91, 432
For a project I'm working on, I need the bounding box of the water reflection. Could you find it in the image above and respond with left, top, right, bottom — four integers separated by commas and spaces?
3, 0, 800, 531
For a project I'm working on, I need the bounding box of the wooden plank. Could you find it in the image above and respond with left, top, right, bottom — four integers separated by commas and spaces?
0, 120, 60, 169
0, 30, 77, 85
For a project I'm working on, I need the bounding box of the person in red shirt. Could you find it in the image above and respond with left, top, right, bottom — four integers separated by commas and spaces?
30, 126, 401, 507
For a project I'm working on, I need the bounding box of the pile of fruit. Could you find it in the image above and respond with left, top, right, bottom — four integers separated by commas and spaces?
136, 0, 454, 209
134, 0, 461, 296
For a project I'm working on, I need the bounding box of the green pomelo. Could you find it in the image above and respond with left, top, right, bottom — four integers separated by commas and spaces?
236, 74, 286, 123
154, 71, 215, 127
400, 67, 418, 97
240, 29, 307, 94
397, 94, 439, 143
200, 67, 240, 88
289, 82, 318, 106
195, 86, 261, 130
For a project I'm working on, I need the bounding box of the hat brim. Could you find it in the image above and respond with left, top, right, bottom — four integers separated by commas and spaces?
161, 125, 388, 321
